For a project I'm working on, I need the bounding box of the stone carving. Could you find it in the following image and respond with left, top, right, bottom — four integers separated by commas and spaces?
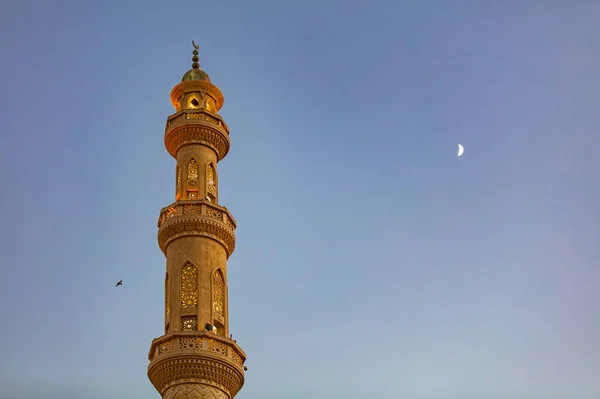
181, 316, 198, 331
183, 204, 201, 215
187, 159, 199, 200
212, 271, 224, 317
207, 339, 228, 356
163, 383, 228, 399
206, 207, 223, 221
180, 337, 203, 350
181, 263, 198, 308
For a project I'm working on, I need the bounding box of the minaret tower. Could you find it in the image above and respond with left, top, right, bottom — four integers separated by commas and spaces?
147, 42, 246, 399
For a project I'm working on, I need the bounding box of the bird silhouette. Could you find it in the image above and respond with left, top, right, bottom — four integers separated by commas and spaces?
116, 279, 123, 287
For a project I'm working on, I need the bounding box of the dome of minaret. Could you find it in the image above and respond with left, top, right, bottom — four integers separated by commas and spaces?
182, 42, 211, 82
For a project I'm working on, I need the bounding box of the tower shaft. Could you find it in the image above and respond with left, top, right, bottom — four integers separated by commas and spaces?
147, 45, 246, 399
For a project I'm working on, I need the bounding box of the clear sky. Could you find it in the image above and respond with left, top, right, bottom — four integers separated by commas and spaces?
1, 1, 599, 398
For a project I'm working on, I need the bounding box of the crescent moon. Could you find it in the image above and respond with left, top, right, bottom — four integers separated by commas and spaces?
457, 144, 464, 157
192, 40, 199, 50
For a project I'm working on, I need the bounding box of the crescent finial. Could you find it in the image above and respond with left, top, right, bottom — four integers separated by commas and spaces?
191, 41, 200, 69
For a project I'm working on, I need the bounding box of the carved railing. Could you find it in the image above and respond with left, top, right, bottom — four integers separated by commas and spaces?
158, 200, 235, 230
166, 111, 230, 133
149, 331, 246, 368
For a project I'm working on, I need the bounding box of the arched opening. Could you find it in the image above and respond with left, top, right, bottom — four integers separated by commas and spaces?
206, 163, 217, 202
188, 96, 200, 109
212, 269, 225, 337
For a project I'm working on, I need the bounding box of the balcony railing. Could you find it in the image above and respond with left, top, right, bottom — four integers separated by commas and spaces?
149, 331, 245, 368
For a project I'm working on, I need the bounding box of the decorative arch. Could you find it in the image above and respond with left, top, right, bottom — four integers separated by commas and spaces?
186, 158, 199, 199
187, 94, 201, 109
175, 165, 181, 201
212, 269, 225, 317
181, 262, 198, 309
206, 162, 217, 201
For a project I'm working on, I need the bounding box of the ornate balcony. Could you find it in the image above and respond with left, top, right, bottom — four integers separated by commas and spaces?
164, 110, 231, 160
157, 200, 236, 257
148, 331, 245, 397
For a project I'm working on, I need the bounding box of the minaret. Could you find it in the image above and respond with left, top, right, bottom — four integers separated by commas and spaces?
147, 42, 246, 399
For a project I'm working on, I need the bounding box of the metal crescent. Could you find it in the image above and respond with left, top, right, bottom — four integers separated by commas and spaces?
192, 40, 199, 50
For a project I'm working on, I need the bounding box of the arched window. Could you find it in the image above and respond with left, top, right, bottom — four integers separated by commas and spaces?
175, 165, 181, 201
186, 158, 199, 199
212, 269, 225, 317
206, 163, 217, 202
181, 263, 198, 309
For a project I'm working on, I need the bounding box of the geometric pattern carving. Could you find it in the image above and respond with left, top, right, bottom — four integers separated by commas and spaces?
212, 271, 225, 317
207, 339, 228, 356
181, 316, 198, 331
158, 339, 175, 355
230, 350, 243, 366
187, 158, 199, 200
180, 337, 203, 350
181, 263, 198, 309
166, 206, 178, 219
207, 163, 216, 196
183, 204, 201, 215
163, 383, 228, 399
206, 207, 223, 221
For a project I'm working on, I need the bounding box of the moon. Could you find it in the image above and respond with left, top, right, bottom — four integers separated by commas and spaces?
457, 144, 464, 157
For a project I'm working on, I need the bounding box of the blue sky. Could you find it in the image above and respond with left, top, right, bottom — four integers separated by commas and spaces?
1, 1, 599, 398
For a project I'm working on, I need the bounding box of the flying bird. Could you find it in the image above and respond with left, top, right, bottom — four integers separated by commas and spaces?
116, 279, 123, 287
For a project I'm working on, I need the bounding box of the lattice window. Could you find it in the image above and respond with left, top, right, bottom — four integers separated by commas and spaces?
207, 163, 217, 197
181, 263, 198, 308
175, 165, 181, 201
187, 159, 199, 199
212, 270, 225, 316
181, 316, 198, 331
